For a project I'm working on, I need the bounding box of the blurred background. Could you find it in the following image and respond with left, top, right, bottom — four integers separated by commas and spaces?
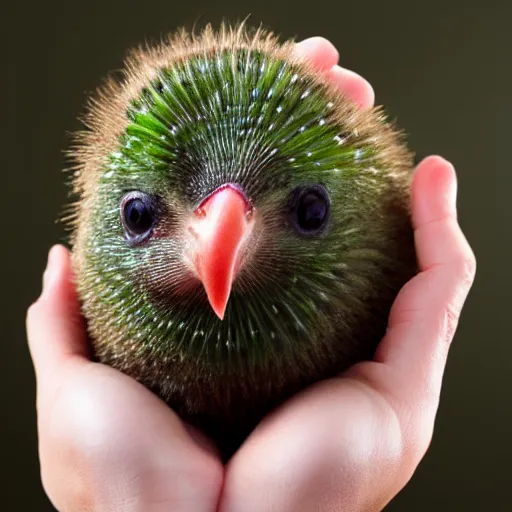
4, 0, 508, 510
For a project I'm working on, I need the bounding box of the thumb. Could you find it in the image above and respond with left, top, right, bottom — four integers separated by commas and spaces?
26, 245, 90, 385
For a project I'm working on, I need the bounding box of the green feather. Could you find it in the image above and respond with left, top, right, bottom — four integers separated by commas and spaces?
70, 26, 416, 457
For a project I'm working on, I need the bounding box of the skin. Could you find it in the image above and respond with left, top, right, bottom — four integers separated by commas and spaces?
26, 37, 476, 512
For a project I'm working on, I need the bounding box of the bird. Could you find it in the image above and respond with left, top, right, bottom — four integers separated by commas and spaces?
66, 23, 417, 458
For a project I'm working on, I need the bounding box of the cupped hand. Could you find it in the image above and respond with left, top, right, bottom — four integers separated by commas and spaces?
26, 247, 223, 511
27, 37, 476, 512
217, 39, 476, 512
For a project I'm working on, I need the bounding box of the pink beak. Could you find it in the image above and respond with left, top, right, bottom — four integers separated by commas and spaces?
188, 184, 253, 320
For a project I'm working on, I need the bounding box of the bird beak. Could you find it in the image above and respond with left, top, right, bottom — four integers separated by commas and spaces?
187, 184, 254, 320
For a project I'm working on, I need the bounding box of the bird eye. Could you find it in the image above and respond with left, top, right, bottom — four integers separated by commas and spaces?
290, 184, 331, 236
120, 192, 156, 242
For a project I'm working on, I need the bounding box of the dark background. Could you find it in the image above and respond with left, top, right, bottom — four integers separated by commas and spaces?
4, 0, 508, 510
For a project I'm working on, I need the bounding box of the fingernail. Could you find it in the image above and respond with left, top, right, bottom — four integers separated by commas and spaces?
42, 246, 57, 291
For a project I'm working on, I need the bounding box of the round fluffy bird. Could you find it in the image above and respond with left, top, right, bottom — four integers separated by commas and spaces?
68, 24, 417, 456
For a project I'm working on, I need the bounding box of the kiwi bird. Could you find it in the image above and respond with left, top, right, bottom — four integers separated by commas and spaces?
68, 24, 417, 457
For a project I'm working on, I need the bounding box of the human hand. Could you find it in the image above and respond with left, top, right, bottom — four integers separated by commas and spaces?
26, 246, 223, 511
217, 39, 476, 512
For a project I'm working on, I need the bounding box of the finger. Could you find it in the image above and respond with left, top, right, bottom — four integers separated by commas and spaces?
295, 37, 339, 70
374, 156, 476, 397
295, 38, 374, 109
26, 245, 89, 383
325, 65, 375, 109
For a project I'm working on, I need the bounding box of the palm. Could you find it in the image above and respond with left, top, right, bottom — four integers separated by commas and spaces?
44, 358, 221, 476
